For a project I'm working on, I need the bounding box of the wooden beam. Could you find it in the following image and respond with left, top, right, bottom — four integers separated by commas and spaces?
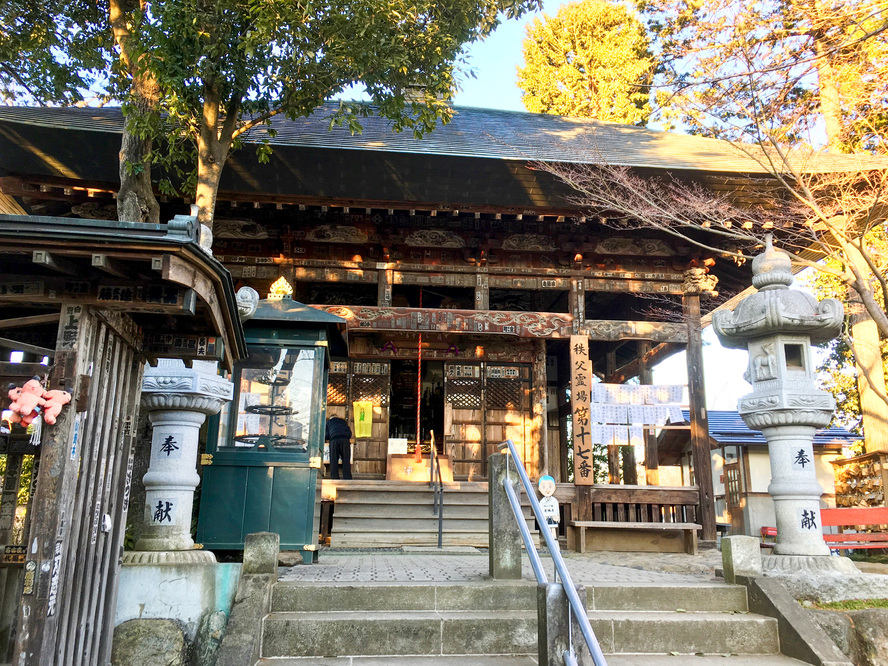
639, 341, 660, 486
0, 314, 60, 330
91, 254, 130, 278
684, 293, 717, 543
604, 342, 681, 384
0, 336, 54, 358
32, 250, 79, 276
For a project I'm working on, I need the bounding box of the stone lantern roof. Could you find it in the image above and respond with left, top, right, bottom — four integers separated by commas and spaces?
712, 237, 844, 349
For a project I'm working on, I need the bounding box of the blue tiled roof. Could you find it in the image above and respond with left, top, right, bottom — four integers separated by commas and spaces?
690, 410, 860, 447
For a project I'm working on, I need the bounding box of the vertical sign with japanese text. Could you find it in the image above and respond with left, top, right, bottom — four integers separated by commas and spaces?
570, 335, 594, 485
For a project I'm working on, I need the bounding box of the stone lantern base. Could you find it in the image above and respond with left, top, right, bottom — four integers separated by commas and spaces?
761, 553, 859, 576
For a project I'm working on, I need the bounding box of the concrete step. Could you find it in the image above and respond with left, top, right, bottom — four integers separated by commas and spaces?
325, 481, 490, 494
588, 583, 748, 613
272, 582, 748, 614
261, 609, 778, 658
262, 610, 538, 658
587, 611, 779, 655
272, 581, 536, 613
333, 518, 497, 533
330, 532, 495, 548
258, 657, 811, 666
332, 504, 509, 519
332, 491, 493, 506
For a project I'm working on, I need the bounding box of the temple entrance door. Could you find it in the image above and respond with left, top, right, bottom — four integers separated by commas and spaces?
724, 461, 745, 535
444, 363, 531, 479
349, 361, 391, 476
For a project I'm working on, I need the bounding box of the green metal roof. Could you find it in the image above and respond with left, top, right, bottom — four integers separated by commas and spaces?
0, 104, 882, 175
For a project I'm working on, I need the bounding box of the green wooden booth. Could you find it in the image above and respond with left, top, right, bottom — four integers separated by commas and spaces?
197, 296, 346, 563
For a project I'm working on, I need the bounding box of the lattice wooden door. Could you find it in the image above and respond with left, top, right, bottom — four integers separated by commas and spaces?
348, 361, 390, 476
444, 363, 530, 479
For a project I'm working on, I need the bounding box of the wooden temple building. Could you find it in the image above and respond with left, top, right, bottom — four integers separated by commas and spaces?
0, 103, 790, 548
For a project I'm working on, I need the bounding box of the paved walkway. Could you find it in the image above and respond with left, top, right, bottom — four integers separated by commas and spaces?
279, 547, 725, 586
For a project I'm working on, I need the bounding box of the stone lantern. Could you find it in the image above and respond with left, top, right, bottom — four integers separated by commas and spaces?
713, 239, 853, 569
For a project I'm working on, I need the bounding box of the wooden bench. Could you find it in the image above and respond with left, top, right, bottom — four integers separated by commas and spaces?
761, 507, 888, 550
823, 507, 888, 550
569, 520, 702, 555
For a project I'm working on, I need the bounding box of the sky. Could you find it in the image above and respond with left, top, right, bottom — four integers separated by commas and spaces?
448, 0, 754, 411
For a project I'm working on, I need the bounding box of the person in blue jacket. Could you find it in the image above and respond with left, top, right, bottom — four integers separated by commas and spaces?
325, 416, 353, 480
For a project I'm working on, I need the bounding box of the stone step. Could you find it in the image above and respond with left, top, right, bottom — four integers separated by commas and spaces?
329, 532, 495, 548
272, 581, 536, 613
325, 481, 490, 494
272, 582, 748, 614
261, 610, 779, 658
331, 503, 521, 519
332, 490, 492, 506
262, 610, 538, 658
332, 517, 498, 533
586, 611, 779, 655
257, 655, 811, 666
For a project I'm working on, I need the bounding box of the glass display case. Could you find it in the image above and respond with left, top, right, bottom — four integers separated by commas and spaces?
197, 297, 346, 562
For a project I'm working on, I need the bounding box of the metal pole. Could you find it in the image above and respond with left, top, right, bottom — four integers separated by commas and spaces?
415, 288, 423, 463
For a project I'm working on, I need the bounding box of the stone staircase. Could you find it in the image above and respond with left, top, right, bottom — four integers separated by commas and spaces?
256, 580, 810, 664
325, 480, 537, 548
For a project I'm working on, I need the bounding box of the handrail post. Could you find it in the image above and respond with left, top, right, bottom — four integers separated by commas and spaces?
488, 452, 522, 579
538, 582, 592, 666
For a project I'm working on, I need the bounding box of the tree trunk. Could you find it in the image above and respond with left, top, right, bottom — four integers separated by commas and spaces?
812, 1, 845, 151
117, 77, 160, 224
109, 0, 161, 224
846, 247, 888, 452
812, 10, 888, 452
194, 81, 233, 231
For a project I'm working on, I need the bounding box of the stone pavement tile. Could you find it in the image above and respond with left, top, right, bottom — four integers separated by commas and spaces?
278, 550, 727, 588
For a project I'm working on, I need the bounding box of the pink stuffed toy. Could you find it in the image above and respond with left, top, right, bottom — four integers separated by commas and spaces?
41, 389, 72, 425
6, 378, 46, 426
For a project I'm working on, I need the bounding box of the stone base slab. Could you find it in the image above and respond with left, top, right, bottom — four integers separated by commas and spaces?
762, 554, 858, 576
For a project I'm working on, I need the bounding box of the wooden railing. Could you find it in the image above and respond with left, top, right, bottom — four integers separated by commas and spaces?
569, 485, 700, 524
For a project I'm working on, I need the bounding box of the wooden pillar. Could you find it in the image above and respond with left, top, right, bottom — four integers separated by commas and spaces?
377, 266, 393, 307
639, 341, 660, 486
531, 339, 548, 477
0, 453, 23, 545
621, 344, 638, 484
683, 294, 717, 542
569, 277, 585, 334
475, 271, 489, 310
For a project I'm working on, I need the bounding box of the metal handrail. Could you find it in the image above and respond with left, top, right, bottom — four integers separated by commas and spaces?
497, 439, 608, 666
428, 431, 444, 548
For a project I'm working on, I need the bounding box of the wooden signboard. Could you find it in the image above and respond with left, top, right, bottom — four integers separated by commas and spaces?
570, 335, 594, 485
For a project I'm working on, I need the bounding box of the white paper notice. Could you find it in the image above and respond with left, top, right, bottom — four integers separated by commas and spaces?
614, 426, 629, 447
628, 405, 646, 424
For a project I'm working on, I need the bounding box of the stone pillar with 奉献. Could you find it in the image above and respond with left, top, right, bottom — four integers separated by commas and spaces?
713, 238, 857, 574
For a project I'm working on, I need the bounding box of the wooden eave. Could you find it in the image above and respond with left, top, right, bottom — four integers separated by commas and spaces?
0, 214, 246, 370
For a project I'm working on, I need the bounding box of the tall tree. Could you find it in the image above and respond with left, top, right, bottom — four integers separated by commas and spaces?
1, 0, 542, 228
516, 0, 653, 123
